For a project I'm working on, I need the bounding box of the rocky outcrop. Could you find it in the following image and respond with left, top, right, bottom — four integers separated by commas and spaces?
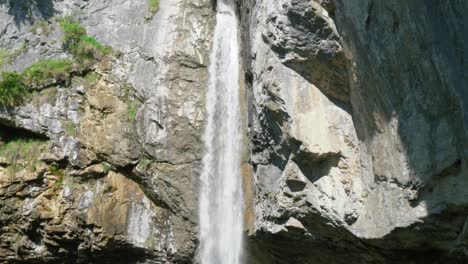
0, 0, 214, 263
1, 0, 467, 263
240, 0, 467, 263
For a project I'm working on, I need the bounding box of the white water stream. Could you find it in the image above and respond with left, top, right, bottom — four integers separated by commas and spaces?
199, 0, 243, 263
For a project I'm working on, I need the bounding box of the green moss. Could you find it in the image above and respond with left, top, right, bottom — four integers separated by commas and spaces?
137, 158, 152, 170
102, 162, 111, 175
148, 0, 160, 15
127, 100, 141, 122
73, 72, 99, 92
122, 84, 134, 98
62, 120, 78, 137
0, 71, 27, 107
80, 35, 113, 55
6, 164, 19, 179
22, 59, 73, 88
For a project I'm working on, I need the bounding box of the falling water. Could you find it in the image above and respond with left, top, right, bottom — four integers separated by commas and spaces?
199, 0, 243, 264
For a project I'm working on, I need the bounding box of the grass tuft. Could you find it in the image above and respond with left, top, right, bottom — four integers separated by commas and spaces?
60, 18, 113, 68
0, 138, 48, 177
49, 164, 65, 186
21, 59, 73, 88
62, 120, 78, 137
0, 139, 47, 162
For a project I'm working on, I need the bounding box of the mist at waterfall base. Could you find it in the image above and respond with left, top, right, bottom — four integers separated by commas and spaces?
198, 0, 244, 264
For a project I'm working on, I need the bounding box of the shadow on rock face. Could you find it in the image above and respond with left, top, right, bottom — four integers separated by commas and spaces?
243, 0, 468, 262
262, 0, 350, 103
0, 0, 55, 27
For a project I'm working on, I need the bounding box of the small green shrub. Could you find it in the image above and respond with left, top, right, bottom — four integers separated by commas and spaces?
71, 35, 113, 66
0, 72, 27, 107
60, 17, 86, 47
148, 0, 160, 15
22, 59, 73, 88
60, 18, 113, 67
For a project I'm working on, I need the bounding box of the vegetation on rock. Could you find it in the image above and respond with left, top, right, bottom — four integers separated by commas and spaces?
120, 84, 142, 122
0, 41, 28, 69
0, 17, 115, 108
29, 87, 58, 107
0, 138, 48, 178
22, 58, 73, 88
49, 164, 65, 186
148, 0, 160, 15
29, 20, 52, 36
60, 18, 113, 67
0, 58, 72, 107
137, 158, 152, 170
62, 120, 78, 137
60, 18, 87, 47
0, 72, 27, 106
127, 100, 141, 121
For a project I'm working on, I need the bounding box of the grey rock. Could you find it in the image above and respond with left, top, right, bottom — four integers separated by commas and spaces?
240, 0, 468, 263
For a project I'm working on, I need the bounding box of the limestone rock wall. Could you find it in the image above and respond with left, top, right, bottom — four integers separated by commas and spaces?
0, 0, 214, 263
0, 0, 467, 263
240, 0, 468, 263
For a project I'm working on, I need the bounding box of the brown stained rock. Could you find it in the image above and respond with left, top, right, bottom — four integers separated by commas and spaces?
79, 76, 140, 167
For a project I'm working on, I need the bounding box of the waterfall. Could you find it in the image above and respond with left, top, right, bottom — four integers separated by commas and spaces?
199, 0, 244, 264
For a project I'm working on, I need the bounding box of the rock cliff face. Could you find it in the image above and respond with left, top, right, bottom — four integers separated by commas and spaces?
0, 0, 213, 263
240, 0, 467, 263
0, 0, 466, 263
